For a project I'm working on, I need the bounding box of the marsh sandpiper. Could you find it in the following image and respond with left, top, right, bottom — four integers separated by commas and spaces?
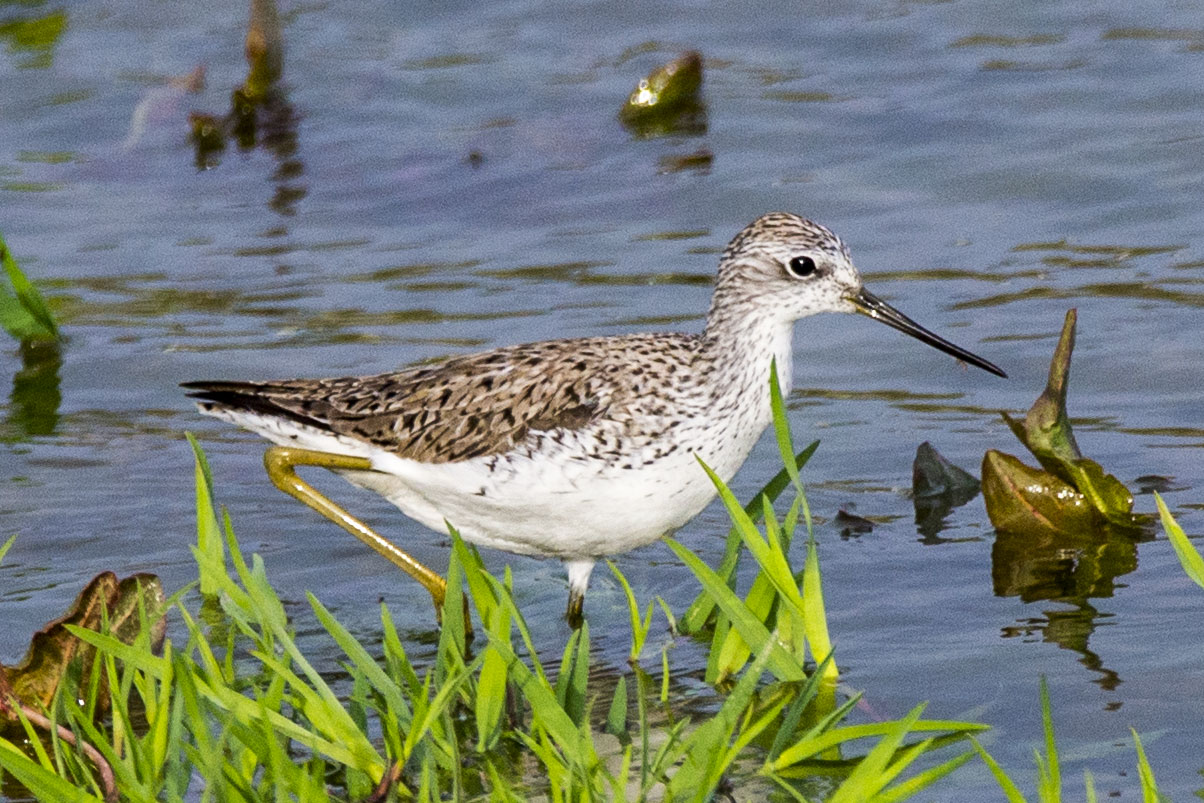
184, 213, 1005, 624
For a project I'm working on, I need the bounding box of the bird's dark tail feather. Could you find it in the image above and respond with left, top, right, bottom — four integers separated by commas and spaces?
181, 380, 329, 431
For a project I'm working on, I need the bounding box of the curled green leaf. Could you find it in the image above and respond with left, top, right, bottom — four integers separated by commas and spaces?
982, 450, 1096, 538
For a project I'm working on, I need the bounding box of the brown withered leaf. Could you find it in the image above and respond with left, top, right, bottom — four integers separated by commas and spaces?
1, 572, 165, 729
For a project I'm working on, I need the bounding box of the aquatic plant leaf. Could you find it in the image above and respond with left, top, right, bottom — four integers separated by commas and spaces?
8, 340, 63, 438
986, 309, 1139, 533
1037, 676, 1062, 803
981, 450, 1097, 538
0, 11, 67, 69
619, 51, 706, 136
1061, 456, 1135, 525
243, 0, 283, 101
666, 538, 805, 682
968, 737, 1028, 803
1011, 308, 1081, 472
1130, 728, 1166, 802
619, 51, 703, 117
0, 234, 60, 344
801, 537, 837, 682
604, 675, 628, 742
0, 572, 164, 728
678, 439, 817, 634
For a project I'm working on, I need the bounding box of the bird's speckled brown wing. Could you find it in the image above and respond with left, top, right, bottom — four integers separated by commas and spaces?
183, 333, 699, 463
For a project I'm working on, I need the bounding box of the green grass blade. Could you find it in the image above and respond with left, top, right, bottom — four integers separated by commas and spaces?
486, 632, 590, 767
696, 460, 806, 617
604, 676, 628, 741
1038, 677, 1060, 803
768, 359, 804, 498
1131, 729, 1168, 803
553, 621, 590, 727
0, 234, 60, 342
252, 650, 386, 773
475, 620, 510, 752
186, 434, 226, 596
438, 530, 470, 669
772, 717, 987, 770
62, 625, 170, 680
968, 736, 1027, 803
802, 536, 837, 681
403, 652, 486, 763
608, 560, 651, 663
450, 526, 499, 623
0, 738, 104, 802
666, 537, 804, 681
874, 748, 976, 803
1155, 492, 1204, 589
480, 572, 551, 684
308, 593, 411, 726
0, 534, 16, 566
669, 633, 780, 800
679, 440, 820, 633
828, 705, 927, 803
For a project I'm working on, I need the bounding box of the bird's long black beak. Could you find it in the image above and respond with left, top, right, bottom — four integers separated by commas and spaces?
848, 287, 1007, 378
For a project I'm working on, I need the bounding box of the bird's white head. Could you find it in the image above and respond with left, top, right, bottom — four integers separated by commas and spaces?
714, 212, 861, 322
710, 212, 1007, 377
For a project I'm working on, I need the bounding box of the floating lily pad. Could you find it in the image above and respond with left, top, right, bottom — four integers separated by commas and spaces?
1, 572, 165, 730
982, 309, 1143, 537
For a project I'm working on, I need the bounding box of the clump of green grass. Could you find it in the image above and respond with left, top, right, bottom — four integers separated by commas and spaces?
0, 383, 989, 801
0, 375, 1178, 800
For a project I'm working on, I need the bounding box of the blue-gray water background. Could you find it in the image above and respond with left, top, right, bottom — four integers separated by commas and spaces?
2, 0, 1203, 798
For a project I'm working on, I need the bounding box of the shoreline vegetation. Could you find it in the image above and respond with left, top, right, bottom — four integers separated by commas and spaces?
0, 383, 1182, 802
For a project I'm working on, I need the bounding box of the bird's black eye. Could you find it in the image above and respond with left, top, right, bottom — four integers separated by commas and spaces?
787, 255, 817, 278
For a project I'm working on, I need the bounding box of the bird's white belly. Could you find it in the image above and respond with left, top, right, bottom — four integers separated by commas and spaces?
366, 434, 737, 559
200, 402, 769, 562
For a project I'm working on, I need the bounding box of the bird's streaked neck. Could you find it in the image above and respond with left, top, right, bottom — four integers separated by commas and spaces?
700, 297, 795, 406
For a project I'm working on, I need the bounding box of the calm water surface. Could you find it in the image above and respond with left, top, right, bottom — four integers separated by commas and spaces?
3, 0, 1204, 798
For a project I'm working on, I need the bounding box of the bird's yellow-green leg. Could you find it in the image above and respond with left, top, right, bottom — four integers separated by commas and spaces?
262, 446, 447, 610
